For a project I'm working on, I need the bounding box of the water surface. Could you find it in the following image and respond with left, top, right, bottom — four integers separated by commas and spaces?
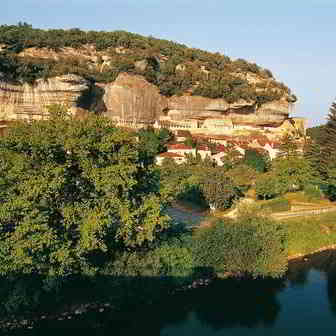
9, 251, 336, 335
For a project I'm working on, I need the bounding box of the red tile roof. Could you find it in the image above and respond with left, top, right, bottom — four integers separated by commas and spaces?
167, 144, 193, 150
197, 145, 210, 151
159, 152, 184, 158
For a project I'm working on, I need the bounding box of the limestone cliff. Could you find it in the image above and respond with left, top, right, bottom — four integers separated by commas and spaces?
0, 72, 297, 136
102, 73, 168, 122
0, 74, 89, 121
102, 73, 292, 129
0, 25, 299, 136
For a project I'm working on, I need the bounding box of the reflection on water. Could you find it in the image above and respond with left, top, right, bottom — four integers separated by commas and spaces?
10, 250, 336, 335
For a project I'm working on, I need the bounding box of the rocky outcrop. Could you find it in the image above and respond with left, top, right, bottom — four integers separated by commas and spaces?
0, 72, 294, 133
102, 73, 168, 122
102, 74, 291, 128
229, 100, 290, 127
0, 75, 90, 121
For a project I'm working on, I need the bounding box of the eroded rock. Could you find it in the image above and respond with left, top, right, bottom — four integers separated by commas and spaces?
0, 74, 90, 121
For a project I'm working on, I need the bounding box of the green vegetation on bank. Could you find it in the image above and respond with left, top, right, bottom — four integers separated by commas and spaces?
0, 108, 286, 316
284, 212, 336, 257
1, 97, 336, 317
0, 23, 295, 104
193, 210, 288, 278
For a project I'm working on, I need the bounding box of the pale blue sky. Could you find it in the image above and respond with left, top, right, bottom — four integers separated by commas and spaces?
2, 0, 336, 126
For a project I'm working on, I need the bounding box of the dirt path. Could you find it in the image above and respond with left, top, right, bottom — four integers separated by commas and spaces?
272, 206, 336, 220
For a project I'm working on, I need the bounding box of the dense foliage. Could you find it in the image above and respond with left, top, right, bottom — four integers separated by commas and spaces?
243, 149, 270, 173
0, 23, 294, 103
305, 100, 336, 200
0, 110, 171, 278
192, 210, 288, 278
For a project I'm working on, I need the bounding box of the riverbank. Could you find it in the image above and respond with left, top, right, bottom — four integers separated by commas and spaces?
2, 205, 336, 332
168, 199, 336, 260
4, 247, 336, 334
284, 211, 336, 257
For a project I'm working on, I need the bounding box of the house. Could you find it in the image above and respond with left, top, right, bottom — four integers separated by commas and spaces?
156, 152, 186, 165
173, 130, 192, 142
196, 145, 212, 160
167, 144, 196, 156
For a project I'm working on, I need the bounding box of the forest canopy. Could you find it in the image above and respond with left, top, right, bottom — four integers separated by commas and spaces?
0, 23, 295, 103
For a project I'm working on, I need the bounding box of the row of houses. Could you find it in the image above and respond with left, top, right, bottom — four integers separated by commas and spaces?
156, 139, 283, 166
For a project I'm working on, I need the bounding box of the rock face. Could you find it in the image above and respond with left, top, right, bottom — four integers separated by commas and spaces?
103, 74, 290, 128
0, 75, 90, 121
0, 72, 294, 134
167, 96, 289, 127
103, 73, 168, 122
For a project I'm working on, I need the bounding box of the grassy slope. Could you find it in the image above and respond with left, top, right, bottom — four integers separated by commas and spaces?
284, 212, 336, 257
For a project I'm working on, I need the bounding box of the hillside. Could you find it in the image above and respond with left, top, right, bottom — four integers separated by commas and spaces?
0, 24, 296, 102
0, 23, 300, 137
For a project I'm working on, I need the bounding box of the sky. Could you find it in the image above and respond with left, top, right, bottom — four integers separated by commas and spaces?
2, 0, 336, 126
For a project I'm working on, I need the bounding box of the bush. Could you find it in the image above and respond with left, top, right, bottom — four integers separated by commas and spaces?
226, 164, 258, 188
321, 183, 336, 201
260, 197, 290, 213
197, 168, 242, 210
304, 185, 323, 201
243, 149, 270, 173
108, 236, 193, 280
192, 213, 288, 278
255, 173, 282, 199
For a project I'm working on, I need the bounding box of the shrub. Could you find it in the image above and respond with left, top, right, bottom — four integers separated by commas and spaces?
243, 149, 270, 173
226, 164, 258, 188
321, 183, 336, 201
260, 197, 290, 213
255, 173, 281, 199
196, 168, 242, 210
192, 213, 288, 278
303, 184, 323, 201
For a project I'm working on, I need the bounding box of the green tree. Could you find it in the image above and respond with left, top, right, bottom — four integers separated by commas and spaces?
272, 156, 316, 193
226, 164, 258, 189
137, 127, 161, 167
192, 211, 288, 278
0, 113, 170, 277
243, 149, 270, 172
196, 168, 242, 210
255, 173, 281, 199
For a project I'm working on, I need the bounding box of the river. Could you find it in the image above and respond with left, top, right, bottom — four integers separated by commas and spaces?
6, 250, 336, 335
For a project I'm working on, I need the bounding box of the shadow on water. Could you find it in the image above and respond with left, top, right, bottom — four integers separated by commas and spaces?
0, 273, 285, 335
4, 250, 336, 335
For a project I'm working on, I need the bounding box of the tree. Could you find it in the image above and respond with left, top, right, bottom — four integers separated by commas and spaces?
196, 168, 242, 210
255, 173, 281, 199
0, 112, 170, 277
305, 100, 336, 198
222, 143, 242, 168
137, 127, 161, 167
158, 158, 192, 203
226, 164, 258, 189
136, 127, 174, 167
243, 149, 270, 173
156, 127, 174, 151
317, 100, 336, 170
272, 156, 316, 193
